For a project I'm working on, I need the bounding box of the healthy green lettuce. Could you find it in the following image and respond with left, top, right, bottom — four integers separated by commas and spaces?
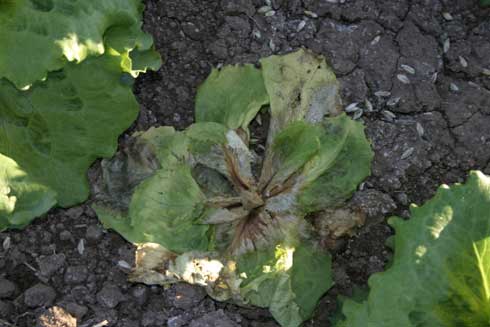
0, 0, 158, 89
337, 171, 490, 327
0, 0, 161, 229
94, 49, 373, 327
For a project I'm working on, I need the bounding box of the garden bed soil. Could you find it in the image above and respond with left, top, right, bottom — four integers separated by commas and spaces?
1, 0, 490, 326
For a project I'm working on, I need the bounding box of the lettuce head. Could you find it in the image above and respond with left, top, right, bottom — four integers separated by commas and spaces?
93, 49, 373, 327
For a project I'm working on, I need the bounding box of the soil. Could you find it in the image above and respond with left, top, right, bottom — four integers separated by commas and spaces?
1, 0, 490, 326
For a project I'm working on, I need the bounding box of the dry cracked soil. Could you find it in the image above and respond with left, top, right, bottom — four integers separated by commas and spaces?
1, 0, 490, 326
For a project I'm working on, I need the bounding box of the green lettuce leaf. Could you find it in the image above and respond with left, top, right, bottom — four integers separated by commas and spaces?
337, 171, 490, 327
94, 49, 372, 327
0, 54, 140, 229
0, 153, 57, 230
0, 0, 160, 89
195, 64, 269, 133
0, 0, 161, 229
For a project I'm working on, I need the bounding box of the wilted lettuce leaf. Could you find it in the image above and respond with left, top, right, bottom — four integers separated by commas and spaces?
0, 0, 160, 89
337, 171, 490, 327
94, 49, 372, 327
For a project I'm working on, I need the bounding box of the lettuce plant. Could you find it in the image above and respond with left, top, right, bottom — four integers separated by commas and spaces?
0, 0, 159, 89
93, 49, 373, 327
337, 171, 490, 327
0, 0, 161, 229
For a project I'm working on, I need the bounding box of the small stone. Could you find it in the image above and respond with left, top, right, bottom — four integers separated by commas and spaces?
442, 12, 453, 20
397, 192, 409, 206
59, 231, 72, 241
371, 35, 381, 45
24, 284, 56, 308
221, 0, 255, 16
0, 300, 14, 319
64, 302, 88, 320
167, 315, 187, 327
70, 286, 91, 303
189, 310, 240, 327
172, 284, 207, 310
37, 306, 76, 327
374, 90, 391, 97
0, 279, 16, 299
450, 83, 460, 92
387, 97, 401, 107
351, 190, 397, 219
65, 207, 84, 220
85, 225, 104, 242
416, 122, 425, 137
304, 10, 318, 18
38, 254, 66, 278
443, 39, 450, 53
397, 74, 410, 84
401, 147, 415, 160
64, 266, 88, 284
459, 56, 468, 68
2, 236, 11, 251
96, 284, 125, 309
141, 311, 168, 327
130, 285, 149, 306
296, 20, 306, 32
77, 239, 85, 255
400, 64, 415, 75
257, 5, 271, 13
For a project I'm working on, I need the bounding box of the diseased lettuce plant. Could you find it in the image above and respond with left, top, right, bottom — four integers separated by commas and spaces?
337, 171, 490, 327
0, 0, 161, 229
93, 49, 373, 327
